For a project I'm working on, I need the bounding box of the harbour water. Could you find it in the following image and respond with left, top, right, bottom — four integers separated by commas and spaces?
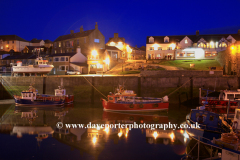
0, 102, 192, 160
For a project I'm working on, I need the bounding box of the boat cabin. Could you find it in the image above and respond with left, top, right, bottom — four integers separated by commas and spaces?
233, 109, 240, 130
108, 89, 137, 103
55, 86, 66, 96
21, 86, 38, 100
190, 109, 221, 131
35, 57, 48, 65
219, 90, 240, 101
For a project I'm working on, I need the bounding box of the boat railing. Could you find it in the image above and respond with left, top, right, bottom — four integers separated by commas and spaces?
181, 135, 224, 160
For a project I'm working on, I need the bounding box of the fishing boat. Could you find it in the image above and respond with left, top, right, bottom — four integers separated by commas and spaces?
54, 86, 74, 103
14, 85, 65, 106
200, 88, 240, 114
12, 57, 54, 75
101, 85, 169, 112
186, 109, 231, 140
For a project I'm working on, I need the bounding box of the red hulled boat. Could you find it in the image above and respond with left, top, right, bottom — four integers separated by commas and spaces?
54, 86, 74, 103
201, 89, 240, 114
101, 85, 169, 112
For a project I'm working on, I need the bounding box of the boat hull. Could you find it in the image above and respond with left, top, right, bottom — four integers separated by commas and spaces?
202, 99, 238, 114
12, 66, 53, 74
65, 95, 74, 103
101, 99, 169, 112
14, 98, 64, 106
186, 118, 222, 140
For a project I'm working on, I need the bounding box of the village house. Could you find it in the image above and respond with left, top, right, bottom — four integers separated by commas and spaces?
146, 30, 240, 60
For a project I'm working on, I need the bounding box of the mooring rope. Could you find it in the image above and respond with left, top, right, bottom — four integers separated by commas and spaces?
167, 78, 193, 97
83, 76, 108, 99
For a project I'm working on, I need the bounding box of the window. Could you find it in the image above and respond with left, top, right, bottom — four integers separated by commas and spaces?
215, 42, 218, 48
150, 47, 153, 50
54, 43, 57, 48
54, 57, 59, 61
186, 52, 194, 57
167, 47, 172, 50
77, 39, 79, 45
112, 52, 118, 58
158, 47, 162, 50
70, 41, 73, 47
94, 39, 100, 43
164, 36, 169, 43
49, 58, 52, 62
7, 41, 9, 44
177, 52, 184, 57
219, 42, 227, 48
185, 39, 188, 44
156, 54, 161, 59
149, 37, 154, 43
235, 94, 240, 99
12, 41, 14, 44
66, 57, 68, 61
0, 46, 2, 49
227, 94, 234, 99
84, 38, 86, 43
60, 57, 65, 61
59, 42, 61, 47
60, 66, 65, 71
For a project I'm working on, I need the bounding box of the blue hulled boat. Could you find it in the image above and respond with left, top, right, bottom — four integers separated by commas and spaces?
186, 109, 231, 140
14, 85, 65, 106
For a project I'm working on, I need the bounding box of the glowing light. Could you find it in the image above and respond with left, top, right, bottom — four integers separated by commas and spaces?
170, 43, 176, 50
91, 50, 98, 57
105, 57, 110, 65
170, 132, 175, 142
153, 131, 158, 139
104, 126, 109, 134
180, 129, 184, 134
118, 132, 122, 137
110, 42, 115, 46
183, 131, 189, 139
6, 45, 8, 48
231, 46, 235, 50
118, 42, 123, 45
92, 137, 97, 144
153, 44, 159, 50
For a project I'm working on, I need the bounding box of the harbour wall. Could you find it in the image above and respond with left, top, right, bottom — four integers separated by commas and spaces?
1, 75, 239, 103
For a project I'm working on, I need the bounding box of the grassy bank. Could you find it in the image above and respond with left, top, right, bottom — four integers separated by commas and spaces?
159, 60, 221, 70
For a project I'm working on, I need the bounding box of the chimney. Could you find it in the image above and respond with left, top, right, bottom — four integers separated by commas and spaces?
80, 26, 84, 33
95, 22, 98, 30
114, 33, 118, 38
76, 47, 81, 54
238, 29, 240, 35
196, 30, 199, 36
70, 30, 74, 34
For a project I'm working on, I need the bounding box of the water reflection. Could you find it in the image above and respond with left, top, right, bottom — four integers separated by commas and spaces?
0, 103, 190, 159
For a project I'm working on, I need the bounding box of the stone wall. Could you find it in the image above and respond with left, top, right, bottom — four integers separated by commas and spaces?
2, 76, 240, 103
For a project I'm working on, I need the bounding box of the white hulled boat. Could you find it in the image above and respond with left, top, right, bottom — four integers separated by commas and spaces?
12, 57, 54, 75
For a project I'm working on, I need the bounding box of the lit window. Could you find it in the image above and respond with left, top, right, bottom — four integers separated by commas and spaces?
94, 39, 100, 43
0, 46, 3, 49
210, 41, 214, 48
215, 42, 218, 48
167, 47, 172, 50
185, 39, 188, 44
118, 42, 123, 45
110, 42, 115, 46
158, 47, 162, 50
59, 42, 61, 47
150, 47, 153, 50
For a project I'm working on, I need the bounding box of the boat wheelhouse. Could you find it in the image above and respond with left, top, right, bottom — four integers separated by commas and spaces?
54, 86, 74, 103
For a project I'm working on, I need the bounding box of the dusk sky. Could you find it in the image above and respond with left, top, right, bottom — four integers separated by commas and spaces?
1, 0, 240, 47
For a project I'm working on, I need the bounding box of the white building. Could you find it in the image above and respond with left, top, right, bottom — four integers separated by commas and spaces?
146, 30, 240, 60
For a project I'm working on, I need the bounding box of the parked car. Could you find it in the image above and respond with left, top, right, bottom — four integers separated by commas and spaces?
66, 70, 81, 75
